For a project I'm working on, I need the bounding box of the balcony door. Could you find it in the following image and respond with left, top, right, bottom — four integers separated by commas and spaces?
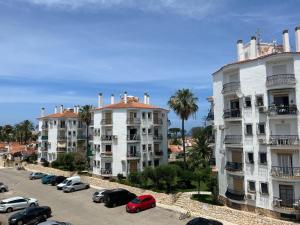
274, 95, 289, 107
233, 178, 243, 193
232, 151, 242, 163
279, 185, 294, 207
278, 154, 292, 175
230, 99, 239, 109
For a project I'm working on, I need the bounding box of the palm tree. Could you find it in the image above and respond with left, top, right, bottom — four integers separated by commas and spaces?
78, 105, 93, 167
21, 120, 34, 144
168, 89, 198, 167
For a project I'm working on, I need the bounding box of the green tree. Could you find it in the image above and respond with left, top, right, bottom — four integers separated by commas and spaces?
168, 89, 198, 168
156, 165, 177, 193
20, 120, 34, 144
193, 167, 210, 197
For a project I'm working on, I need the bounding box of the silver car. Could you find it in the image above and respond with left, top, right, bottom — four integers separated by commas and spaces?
38, 220, 73, 225
92, 189, 107, 203
0, 196, 38, 213
0, 182, 8, 192
29, 172, 46, 180
63, 182, 89, 193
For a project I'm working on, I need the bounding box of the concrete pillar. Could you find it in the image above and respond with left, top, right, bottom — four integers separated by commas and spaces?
60, 105, 63, 113
147, 94, 150, 105
124, 92, 127, 104
250, 36, 257, 59
144, 93, 148, 104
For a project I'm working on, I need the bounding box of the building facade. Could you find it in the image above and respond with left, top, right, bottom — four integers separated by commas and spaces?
92, 92, 168, 177
37, 105, 87, 162
212, 27, 300, 220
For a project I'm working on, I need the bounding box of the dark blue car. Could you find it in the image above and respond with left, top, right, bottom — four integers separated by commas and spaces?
41, 175, 55, 184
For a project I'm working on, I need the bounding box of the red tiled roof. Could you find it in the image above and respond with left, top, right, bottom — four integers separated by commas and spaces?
0, 142, 36, 155
95, 102, 166, 111
168, 145, 183, 153
40, 110, 78, 119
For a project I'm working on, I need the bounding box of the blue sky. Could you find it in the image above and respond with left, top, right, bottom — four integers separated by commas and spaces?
0, 0, 300, 129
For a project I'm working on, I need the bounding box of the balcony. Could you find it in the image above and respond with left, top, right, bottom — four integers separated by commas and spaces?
127, 135, 140, 142
268, 105, 297, 117
266, 74, 296, 88
40, 147, 48, 152
153, 135, 163, 141
273, 197, 300, 211
126, 118, 141, 125
223, 108, 241, 119
101, 168, 112, 176
41, 136, 48, 140
153, 118, 163, 125
101, 135, 115, 142
41, 125, 48, 130
77, 135, 86, 140
154, 150, 163, 157
100, 151, 112, 158
58, 126, 66, 130
225, 188, 245, 201
224, 135, 242, 145
222, 82, 240, 94
225, 162, 243, 172
101, 119, 113, 125
57, 136, 67, 141
206, 112, 214, 121
57, 147, 67, 153
127, 151, 141, 159
271, 166, 300, 178
269, 135, 299, 146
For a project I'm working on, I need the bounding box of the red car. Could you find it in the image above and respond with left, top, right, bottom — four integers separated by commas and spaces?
126, 195, 156, 213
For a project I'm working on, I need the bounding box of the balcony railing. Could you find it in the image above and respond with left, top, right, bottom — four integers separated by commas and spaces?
77, 135, 86, 140
223, 108, 241, 119
225, 188, 245, 201
271, 166, 300, 178
57, 147, 67, 152
269, 135, 299, 146
153, 118, 163, 125
126, 118, 141, 124
57, 136, 67, 141
222, 82, 240, 94
41, 125, 48, 130
268, 105, 297, 116
153, 135, 163, 141
100, 151, 112, 157
127, 135, 140, 141
225, 162, 243, 171
154, 151, 163, 156
101, 168, 112, 175
127, 152, 141, 158
273, 197, 300, 210
41, 136, 48, 140
101, 135, 113, 141
266, 74, 296, 87
101, 119, 113, 125
224, 135, 242, 144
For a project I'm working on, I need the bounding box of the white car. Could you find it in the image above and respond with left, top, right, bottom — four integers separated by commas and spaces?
0, 196, 38, 213
57, 176, 80, 190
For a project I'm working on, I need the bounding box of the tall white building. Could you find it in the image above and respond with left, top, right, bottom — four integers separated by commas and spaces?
92, 92, 168, 177
212, 27, 300, 220
37, 105, 87, 162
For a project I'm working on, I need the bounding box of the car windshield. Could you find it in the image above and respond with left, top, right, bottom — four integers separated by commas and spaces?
94, 192, 99, 195
62, 179, 68, 184
131, 198, 141, 204
0, 201, 6, 204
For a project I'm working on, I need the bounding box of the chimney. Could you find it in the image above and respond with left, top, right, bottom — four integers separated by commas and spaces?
77, 105, 80, 113
295, 27, 300, 52
282, 30, 290, 52
144, 93, 148, 104
98, 93, 103, 108
60, 105, 63, 113
237, 40, 245, 61
249, 36, 257, 59
74, 105, 77, 113
41, 107, 45, 117
124, 92, 128, 104
54, 106, 58, 114
147, 94, 150, 105
110, 94, 115, 104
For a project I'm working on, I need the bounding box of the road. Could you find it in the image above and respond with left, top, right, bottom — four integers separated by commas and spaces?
0, 168, 189, 225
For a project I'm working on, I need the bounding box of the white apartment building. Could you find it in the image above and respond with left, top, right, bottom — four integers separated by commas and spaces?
92, 92, 168, 177
37, 105, 87, 162
212, 27, 300, 220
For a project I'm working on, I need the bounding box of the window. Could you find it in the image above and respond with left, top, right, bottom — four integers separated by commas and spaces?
257, 123, 265, 134
148, 112, 152, 119
148, 161, 152, 166
244, 96, 252, 108
154, 159, 159, 167
54, 120, 57, 125
73, 120, 76, 125
142, 128, 146, 134
142, 112, 146, 119
256, 95, 264, 106
260, 182, 269, 195
245, 124, 253, 135
148, 144, 152, 151
73, 142, 76, 147
142, 145, 146, 151
248, 181, 256, 193
148, 128, 152, 135
259, 152, 267, 165
247, 152, 254, 164
68, 142, 71, 147
73, 131, 76, 136
142, 161, 146, 167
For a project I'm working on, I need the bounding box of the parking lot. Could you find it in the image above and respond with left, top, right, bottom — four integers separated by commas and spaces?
0, 168, 188, 225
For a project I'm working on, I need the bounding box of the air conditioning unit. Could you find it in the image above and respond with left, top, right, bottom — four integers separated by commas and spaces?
113, 135, 118, 139
258, 107, 267, 113
219, 125, 225, 130
246, 193, 256, 200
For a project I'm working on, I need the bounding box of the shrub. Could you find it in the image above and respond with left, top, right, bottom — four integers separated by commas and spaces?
155, 165, 177, 193
127, 172, 142, 186
117, 173, 125, 181
51, 160, 60, 168
109, 177, 116, 182
42, 160, 49, 167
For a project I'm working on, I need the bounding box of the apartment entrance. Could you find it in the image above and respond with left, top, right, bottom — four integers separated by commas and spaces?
128, 161, 138, 173
279, 185, 294, 207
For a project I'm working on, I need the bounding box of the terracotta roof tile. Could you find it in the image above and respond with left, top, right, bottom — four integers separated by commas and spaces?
95, 102, 166, 111
40, 110, 78, 119
168, 145, 183, 153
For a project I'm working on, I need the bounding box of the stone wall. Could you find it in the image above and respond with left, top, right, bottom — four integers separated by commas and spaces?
24, 164, 296, 225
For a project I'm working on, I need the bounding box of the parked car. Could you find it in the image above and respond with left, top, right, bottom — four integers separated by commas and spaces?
186, 217, 223, 225
29, 172, 46, 180
8, 206, 51, 225
50, 176, 66, 186
0, 196, 38, 213
16, 166, 25, 170
41, 175, 55, 184
57, 176, 80, 190
126, 195, 156, 213
103, 189, 136, 207
63, 182, 89, 193
0, 182, 9, 192
92, 189, 108, 203
38, 220, 73, 225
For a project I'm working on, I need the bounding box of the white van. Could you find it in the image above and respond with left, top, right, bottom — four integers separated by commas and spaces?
57, 176, 80, 190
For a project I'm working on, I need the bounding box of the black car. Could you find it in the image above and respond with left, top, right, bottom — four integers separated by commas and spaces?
8, 206, 52, 225
186, 217, 223, 225
50, 176, 66, 186
103, 188, 136, 207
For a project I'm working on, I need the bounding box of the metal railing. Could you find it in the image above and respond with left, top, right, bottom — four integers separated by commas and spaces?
223, 108, 241, 119
273, 197, 300, 209
269, 135, 299, 145
153, 118, 163, 125
101, 135, 113, 141
222, 82, 240, 94
57, 147, 67, 152
100, 151, 112, 157
101, 119, 113, 125
266, 74, 296, 87
225, 188, 245, 201
154, 151, 163, 156
268, 105, 297, 116
271, 166, 300, 178
101, 168, 112, 175
153, 135, 163, 141
224, 135, 242, 144
126, 118, 141, 124
127, 151, 141, 158
57, 136, 67, 141
127, 135, 140, 141
41, 136, 48, 140
42, 125, 48, 130
225, 162, 243, 171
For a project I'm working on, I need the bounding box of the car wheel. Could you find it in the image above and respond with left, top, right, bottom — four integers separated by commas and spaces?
71, 188, 75, 192
43, 214, 47, 219
86, 185, 89, 189
136, 208, 141, 213
0, 188, 5, 193
151, 203, 156, 208
113, 203, 117, 207
17, 220, 23, 225
6, 207, 13, 213
29, 203, 36, 207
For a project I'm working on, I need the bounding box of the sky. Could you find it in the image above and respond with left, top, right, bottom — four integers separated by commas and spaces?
0, 0, 300, 129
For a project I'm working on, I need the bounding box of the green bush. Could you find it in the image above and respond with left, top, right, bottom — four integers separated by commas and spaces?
109, 177, 116, 182
117, 173, 125, 181
127, 172, 142, 186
